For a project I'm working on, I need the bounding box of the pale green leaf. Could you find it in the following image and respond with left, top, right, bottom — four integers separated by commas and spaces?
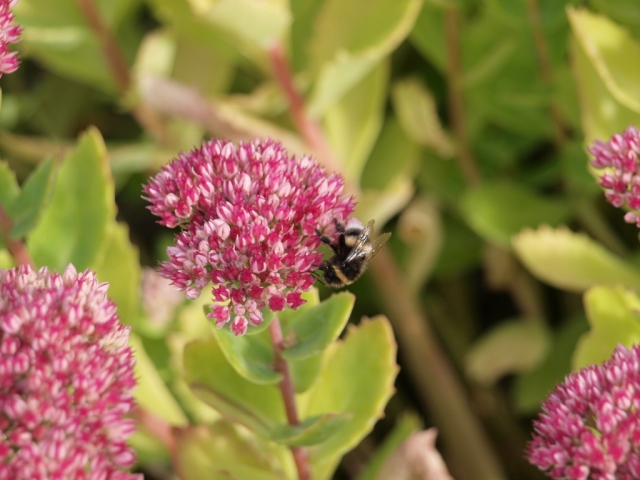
512, 225, 640, 292
269, 413, 353, 447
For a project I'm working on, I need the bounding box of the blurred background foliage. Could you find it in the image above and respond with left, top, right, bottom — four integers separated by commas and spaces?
3, 0, 640, 479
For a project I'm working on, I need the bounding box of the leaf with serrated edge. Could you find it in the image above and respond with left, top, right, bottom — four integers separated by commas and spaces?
281, 292, 354, 361
513, 225, 640, 292
130, 334, 188, 426
270, 413, 353, 447
28, 127, 115, 271
184, 337, 285, 437
301, 316, 398, 476
573, 286, 640, 369
8, 156, 58, 239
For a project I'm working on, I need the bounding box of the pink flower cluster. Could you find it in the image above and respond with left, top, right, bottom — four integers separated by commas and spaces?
527, 344, 640, 480
0, 264, 140, 480
0, 0, 21, 76
143, 138, 354, 335
590, 126, 640, 226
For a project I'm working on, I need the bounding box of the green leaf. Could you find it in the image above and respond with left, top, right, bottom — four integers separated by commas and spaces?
8, 156, 57, 239
27, 127, 115, 271
512, 225, 640, 292
569, 26, 640, 145
288, 353, 324, 394
307, 0, 422, 116
573, 286, 640, 369
391, 77, 453, 156
211, 326, 282, 385
0, 161, 20, 210
355, 414, 422, 480
184, 337, 285, 436
302, 316, 398, 470
459, 182, 571, 246
568, 7, 640, 114
409, 3, 446, 71
356, 179, 414, 232
464, 318, 550, 386
92, 222, 141, 328
281, 292, 355, 361
175, 421, 290, 480
514, 315, 589, 413
324, 61, 388, 184
269, 413, 353, 447
130, 333, 189, 426
589, 0, 640, 29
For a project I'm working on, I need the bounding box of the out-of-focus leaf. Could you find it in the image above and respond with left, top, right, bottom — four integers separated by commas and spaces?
465, 319, 550, 386
175, 421, 290, 480
0, 250, 13, 269
356, 178, 414, 231
512, 225, 640, 292
307, 0, 422, 116
409, 2, 445, 71
391, 77, 453, 156
269, 413, 353, 447
184, 337, 285, 436
569, 35, 640, 146
281, 292, 354, 361
131, 333, 189, 426
288, 353, 324, 394
568, 7, 640, 114
459, 182, 570, 246
302, 316, 398, 472
28, 127, 114, 271
355, 414, 422, 480
432, 215, 483, 277
324, 61, 388, 184
8, 156, 57, 239
573, 286, 640, 369
92, 222, 141, 328
361, 116, 419, 191
211, 326, 282, 385
514, 315, 589, 412
0, 161, 19, 211
590, 0, 640, 28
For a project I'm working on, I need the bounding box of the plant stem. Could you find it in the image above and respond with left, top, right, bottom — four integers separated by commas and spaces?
0, 203, 34, 268
525, 0, 568, 147
444, 6, 481, 187
75, 0, 171, 146
268, 43, 341, 175
269, 316, 311, 480
369, 249, 507, 480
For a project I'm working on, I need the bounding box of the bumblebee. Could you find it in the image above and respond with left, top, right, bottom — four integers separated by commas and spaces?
314, 218, 391, 287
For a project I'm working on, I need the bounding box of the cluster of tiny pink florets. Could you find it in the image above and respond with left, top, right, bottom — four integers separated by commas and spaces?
0, 0, 21, 76
143, 138, 355, 335
0, 264, 140, 480
590, 125, 640, 226
527, 344, 640, 480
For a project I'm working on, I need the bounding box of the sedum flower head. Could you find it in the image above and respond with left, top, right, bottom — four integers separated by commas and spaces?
527, 344, 640, 480
589, 125, 640, 226
0, 264, 140, 480
143, 138, 355, 335
0, 0, 22, 76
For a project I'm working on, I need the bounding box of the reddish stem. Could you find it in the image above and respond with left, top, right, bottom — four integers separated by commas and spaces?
0, 203, 35, 268
269, 316, 311, 480
268, 43, 340, 174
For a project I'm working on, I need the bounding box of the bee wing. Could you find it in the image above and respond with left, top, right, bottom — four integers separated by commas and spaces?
370, 232, 392, 257
345, 220, 391, 262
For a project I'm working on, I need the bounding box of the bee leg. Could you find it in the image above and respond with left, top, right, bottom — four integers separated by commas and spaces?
310, 269, 326, 286
333, 218, 346, 233
315, 228, 340, 254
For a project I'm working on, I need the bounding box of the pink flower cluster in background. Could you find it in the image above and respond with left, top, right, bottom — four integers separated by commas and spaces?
527, 344, 640, 480
0, 0, 21, 76
590, 125, 640, 226
144, 138, 354, 335
0, 265, 140, 480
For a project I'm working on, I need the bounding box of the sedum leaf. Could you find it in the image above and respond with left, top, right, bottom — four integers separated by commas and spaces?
269, 413, 353, 447
459, 182, 570, 246
512, 225, 640, 292
0, 161, 20, 249
573, 286, 640, 369
27, 127, 115, 271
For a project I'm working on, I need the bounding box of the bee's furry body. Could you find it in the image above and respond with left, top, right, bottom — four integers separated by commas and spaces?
315, 218, 390, 287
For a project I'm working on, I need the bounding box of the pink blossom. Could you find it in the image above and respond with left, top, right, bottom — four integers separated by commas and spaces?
140, 267, 184, 328
527, 344, 640, 479
0, 264, 140, 480
143, 138, 355, 335
589, 126, 640, 226
0, 0, 21, 76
